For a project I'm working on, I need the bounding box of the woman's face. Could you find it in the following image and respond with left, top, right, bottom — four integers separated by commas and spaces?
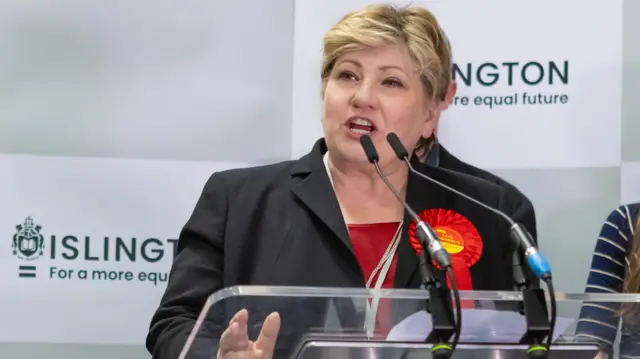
322, 42, 437, 167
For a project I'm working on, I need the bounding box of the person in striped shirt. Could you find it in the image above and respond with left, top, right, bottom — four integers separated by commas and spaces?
575, 203, 640, 358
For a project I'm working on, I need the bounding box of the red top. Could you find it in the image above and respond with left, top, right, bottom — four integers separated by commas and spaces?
347, 222, 401, 337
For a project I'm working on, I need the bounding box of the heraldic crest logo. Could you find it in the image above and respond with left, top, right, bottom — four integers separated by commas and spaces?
12, 216, 45, 261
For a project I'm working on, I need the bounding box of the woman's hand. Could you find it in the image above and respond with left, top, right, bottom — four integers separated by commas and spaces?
217, 309, 281, 359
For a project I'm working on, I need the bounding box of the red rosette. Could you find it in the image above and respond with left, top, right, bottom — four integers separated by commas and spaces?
408, 209, 483, 308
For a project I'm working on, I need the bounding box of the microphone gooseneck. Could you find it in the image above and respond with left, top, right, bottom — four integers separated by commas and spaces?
359, 135, 460, 359
385, 132, 556, 358
360, 135, 452, 269
385, 133, 552, 280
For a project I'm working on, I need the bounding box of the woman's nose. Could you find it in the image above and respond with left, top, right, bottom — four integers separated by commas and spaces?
350, 81, 378, 110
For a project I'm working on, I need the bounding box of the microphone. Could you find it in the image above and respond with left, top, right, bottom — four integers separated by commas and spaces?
359, 134, 459, 359
386, 132, 556, 358
360, 135, 438, 289
359, 135, 451, 269
385, 133, 551, 280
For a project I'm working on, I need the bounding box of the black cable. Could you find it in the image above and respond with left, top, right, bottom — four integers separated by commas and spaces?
446, 267, 462, 353
543, 274, 556, 352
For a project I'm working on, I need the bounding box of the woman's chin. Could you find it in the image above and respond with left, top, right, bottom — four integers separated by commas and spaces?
332, 143, 372, 164
325, 130, 382, 163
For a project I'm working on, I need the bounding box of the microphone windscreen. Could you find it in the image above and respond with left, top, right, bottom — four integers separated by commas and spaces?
359, 135, 379, 163
386, 133, 409, 159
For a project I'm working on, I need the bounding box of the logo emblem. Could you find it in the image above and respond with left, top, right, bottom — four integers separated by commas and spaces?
12, 217, 45, 261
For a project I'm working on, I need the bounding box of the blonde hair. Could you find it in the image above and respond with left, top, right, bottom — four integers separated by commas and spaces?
320, 4, 451, 154
621, 215, 640, 322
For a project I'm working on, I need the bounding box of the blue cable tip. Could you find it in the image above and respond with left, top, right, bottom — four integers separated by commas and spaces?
527, 252, 552, 279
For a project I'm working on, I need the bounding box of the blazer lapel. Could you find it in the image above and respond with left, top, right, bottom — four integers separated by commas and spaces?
290, 139, 354, 254
290, 141, 457, 289
394, 157, 453, 289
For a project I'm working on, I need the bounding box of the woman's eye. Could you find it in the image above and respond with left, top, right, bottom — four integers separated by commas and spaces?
338, 71, 357, 81
383, 78, 403, 87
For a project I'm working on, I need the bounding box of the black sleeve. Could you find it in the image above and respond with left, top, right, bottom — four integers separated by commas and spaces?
509, 193, 538, 245
146, 172, 228, 359
489, 189, 539, 296
499, 187, 540, 289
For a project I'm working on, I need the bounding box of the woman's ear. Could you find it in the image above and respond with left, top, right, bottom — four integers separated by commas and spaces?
421, 107, 439, 138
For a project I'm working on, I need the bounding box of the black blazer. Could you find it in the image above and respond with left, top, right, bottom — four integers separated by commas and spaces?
146, 138, 520, 359
437, 144, 538, 242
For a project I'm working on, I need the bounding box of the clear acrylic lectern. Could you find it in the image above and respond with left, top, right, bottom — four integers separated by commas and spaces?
178, 286, 640, 359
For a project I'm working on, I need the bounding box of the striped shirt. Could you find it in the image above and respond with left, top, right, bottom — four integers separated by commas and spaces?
575, 203, 640, 358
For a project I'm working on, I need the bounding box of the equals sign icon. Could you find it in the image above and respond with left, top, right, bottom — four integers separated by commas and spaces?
18, 265, 36, 278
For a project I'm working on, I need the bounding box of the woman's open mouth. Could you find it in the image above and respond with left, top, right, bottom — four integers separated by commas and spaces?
347, 117, 376, 135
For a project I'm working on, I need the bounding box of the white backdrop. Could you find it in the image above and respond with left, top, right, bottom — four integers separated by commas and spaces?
292, 0, 623, 168
0, 0, 637, 358
0, 155, 252, 344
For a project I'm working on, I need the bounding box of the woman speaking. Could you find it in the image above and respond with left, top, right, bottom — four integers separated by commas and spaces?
146, 3, 535, 359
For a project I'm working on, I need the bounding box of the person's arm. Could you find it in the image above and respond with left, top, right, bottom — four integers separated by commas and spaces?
146, 172, 229, 359
509, 195, 540, 289
509, 195, 537, 245
575, 205, 632, 357
494, 187, 540, 289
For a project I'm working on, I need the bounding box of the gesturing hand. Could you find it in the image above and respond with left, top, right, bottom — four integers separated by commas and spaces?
217, 309, 281, 359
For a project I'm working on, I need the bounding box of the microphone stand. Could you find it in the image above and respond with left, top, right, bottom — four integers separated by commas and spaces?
357, 135, 460, 359
384, 132, 556, 356
513, 239, 552, 359
416, 232, 457, 359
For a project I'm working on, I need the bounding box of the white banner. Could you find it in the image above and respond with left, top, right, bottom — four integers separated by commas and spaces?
0, 155, 251, 344
291, 0, 623, 169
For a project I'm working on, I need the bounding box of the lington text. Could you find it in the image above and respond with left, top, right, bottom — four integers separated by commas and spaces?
49, 266, 167, 285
